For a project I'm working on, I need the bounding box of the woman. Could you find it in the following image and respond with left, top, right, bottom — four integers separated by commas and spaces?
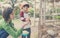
0, 7, 29, 38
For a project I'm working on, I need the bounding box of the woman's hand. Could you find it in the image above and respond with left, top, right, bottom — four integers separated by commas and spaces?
18, 36, 21, 38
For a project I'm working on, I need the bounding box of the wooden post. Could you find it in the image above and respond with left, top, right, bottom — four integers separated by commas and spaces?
33, 0, 36, 27
38, 0, 46, 38
38, 0, 43, 38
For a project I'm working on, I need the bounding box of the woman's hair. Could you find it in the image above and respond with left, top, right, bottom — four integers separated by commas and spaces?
23, 4, 29, 8
2, 7, 13, 21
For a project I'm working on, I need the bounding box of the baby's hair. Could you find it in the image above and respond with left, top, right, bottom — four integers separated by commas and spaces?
23, 4, 29, 8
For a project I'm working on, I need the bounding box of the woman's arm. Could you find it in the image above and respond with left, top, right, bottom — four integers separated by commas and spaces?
2, 21, 29, 37
2, 23, 18, 37
16, 21, 30, 37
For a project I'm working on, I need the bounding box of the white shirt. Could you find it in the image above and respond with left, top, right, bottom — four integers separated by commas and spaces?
23, 13, 31, 29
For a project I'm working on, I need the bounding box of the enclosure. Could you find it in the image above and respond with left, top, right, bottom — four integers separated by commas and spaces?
0, 0, 60, 38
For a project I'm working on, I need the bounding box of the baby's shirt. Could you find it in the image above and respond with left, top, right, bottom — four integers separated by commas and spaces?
20, 11, 31, 29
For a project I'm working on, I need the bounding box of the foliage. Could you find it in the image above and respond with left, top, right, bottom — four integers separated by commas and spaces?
49, 7, 60, 13
28, 8, 34, 17
15, 9, 20, 15
0, 0, 4, 2
35, 13, 39, 18
46, 7, 60, 20
0, 8, 2, 15
55, 15, 60, 19
10, 0, 17, 8
45, 16, 53, 20
14, 7, 20, 19
56, 8, 60, 13
0, 15, 2, 19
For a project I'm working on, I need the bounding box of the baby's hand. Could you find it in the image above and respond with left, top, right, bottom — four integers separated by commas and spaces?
21, 21, 30, 28
25, 18, 30, 22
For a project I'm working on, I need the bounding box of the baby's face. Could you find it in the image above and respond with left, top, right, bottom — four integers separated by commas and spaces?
23, 7, 29, 12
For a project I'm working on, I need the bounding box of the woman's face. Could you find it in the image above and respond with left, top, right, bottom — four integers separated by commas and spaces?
10, 12, 14, 20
